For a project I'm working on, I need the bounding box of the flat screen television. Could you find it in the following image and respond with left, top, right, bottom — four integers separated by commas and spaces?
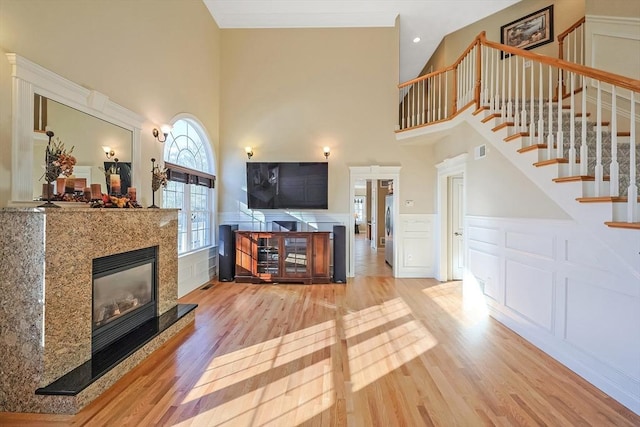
246, 162, 328, 209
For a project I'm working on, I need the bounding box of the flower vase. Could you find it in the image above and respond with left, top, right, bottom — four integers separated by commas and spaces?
149, 190, 159, 209
38, 130, 60, 208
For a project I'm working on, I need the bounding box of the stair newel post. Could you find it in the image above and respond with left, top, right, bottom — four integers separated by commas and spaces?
547, 65, 554, 161
610, 86, 619, 197
580, 74, 588, 177
569, 72, 577, 176
595, 81, 604, 197
538, 63, 544, 146
556, 67, 564, 159
628, 92, 638, 223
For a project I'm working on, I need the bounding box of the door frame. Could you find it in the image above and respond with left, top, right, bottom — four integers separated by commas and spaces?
435, 154, 467, 281
349, 166, 401, 278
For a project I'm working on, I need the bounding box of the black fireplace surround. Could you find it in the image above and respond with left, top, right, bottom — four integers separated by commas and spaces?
92, 246, 158, 354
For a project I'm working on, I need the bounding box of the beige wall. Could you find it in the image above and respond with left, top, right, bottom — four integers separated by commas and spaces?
586, 0, 640, 17
0, 0, 221, 207
219, 26, 431, 215
423, 0, 585, 75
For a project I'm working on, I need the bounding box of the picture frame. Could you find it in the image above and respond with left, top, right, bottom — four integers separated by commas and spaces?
500, 5, 554, 58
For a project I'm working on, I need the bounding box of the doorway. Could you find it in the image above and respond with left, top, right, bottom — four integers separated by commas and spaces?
436, 154, 467, 281
349, 166, 401, 278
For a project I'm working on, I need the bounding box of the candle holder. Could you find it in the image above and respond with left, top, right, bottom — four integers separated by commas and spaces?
39, 131, 60, 208
149, 158, 168, 208
149, 158, 159, 208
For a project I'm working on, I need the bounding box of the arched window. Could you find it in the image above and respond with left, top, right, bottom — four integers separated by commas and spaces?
162, 118, 215, 254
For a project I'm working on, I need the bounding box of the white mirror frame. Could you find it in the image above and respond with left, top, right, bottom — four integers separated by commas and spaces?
6, 53, 143, 204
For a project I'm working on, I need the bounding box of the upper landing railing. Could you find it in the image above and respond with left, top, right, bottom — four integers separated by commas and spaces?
397, 30, 640, 224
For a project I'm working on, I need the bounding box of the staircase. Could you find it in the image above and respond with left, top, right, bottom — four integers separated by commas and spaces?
396, 29, 639, 233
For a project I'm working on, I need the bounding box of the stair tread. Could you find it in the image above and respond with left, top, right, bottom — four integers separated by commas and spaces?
554, 175, 611, 182
534, 158, 569, 167
576, 196, 640, 203
604, 221, 640, 230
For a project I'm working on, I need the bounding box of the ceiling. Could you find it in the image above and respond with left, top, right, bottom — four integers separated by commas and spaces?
203, 0, 521, 82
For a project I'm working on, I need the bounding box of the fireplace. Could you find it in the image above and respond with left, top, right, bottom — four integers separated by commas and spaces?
92, 246, 158, 354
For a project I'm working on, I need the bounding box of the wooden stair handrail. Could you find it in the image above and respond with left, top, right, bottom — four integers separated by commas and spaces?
399, 30, 640, 94
557, 16, 586, 42
479, 32, 640, 93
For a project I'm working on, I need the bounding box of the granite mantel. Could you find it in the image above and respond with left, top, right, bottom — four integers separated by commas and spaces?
0, 208, 195, 414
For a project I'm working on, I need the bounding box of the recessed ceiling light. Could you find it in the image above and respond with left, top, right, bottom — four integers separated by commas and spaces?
413, 37, 421, 43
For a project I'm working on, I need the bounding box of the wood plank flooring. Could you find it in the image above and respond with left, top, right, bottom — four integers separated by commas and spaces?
1, 235, 638, 426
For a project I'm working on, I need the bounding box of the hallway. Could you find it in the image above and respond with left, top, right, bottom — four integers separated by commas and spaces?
353, 232, 392, 277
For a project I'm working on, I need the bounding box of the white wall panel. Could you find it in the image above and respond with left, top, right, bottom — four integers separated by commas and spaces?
505, 231, 554, 259
397, 214, 435, 277
466, 216, 640, 415
566, 279, 640, 381
505, 260, 554, 331
467, 225, 500, 245
467, 249, 501, 302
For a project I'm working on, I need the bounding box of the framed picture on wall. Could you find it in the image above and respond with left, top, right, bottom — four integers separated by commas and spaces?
500, 5, 554, 57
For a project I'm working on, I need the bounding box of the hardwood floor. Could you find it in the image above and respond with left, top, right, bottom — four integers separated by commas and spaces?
2, 244, 638, 426
353, 232, 392, 277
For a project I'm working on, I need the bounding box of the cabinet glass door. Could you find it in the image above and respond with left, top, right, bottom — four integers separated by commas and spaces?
283, 237, 308, 275
256, 235, 279, 276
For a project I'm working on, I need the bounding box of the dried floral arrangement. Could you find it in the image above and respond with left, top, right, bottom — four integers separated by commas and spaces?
152, 161, 168, 192
44, 137, 76, 181
91, 194, 142, 209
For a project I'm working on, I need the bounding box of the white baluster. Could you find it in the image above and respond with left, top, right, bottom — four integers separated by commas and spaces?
522, 56, 528, 133
501, 53, 506, 120
438, 73, 442, 121
538, 63, 543, 145
556, 68, 564, 159
507, 57, 513, 121
580, 74, 588, 176
529, 59, 535, 142
547, 66, 554, 160
595, 82, 603, 196
514, 55, 520, 131
445, 72, 448, 120
628, 92, 637, 222
610, 87, 619, 197
569, 72, 576, 176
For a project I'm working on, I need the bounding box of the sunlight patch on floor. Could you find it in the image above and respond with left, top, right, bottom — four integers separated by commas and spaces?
422, 276, 488, 326
176, 359, 334, 426
182, 320, 335, 404
344, 298, 437, 392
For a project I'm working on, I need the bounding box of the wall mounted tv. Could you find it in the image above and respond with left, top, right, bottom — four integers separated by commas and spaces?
246, 162, 328, 209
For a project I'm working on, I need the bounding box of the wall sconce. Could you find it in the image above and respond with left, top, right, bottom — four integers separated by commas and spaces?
323, 146, 330, 159
245, 146, 254, 159
102, 146, 115, 159
152, 125, 172, 143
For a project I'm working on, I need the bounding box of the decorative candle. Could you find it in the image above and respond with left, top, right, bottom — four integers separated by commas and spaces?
65, 175, 76, 194
56, 177, 66, 195
91, 183, 102, 200
42, 183, 53, 200
83, 187, 92, 201
110, 174, 121, 195
127, 187, 137, 201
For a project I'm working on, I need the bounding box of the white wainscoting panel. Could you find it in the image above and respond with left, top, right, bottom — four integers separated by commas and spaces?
178, 246, 217, 297
396, 214, 435, 278
504, 260, 554, 332
466, 216, 640, 415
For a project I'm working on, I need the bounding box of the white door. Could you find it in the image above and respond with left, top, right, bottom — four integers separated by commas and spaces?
449, 175, 464, 280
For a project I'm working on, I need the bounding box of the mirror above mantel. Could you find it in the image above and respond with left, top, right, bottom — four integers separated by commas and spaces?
32, 96, 133, 200
6, 53, 143, 205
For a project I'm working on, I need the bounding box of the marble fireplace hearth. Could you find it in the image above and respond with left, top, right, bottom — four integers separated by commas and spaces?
0, 208, 196, 414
